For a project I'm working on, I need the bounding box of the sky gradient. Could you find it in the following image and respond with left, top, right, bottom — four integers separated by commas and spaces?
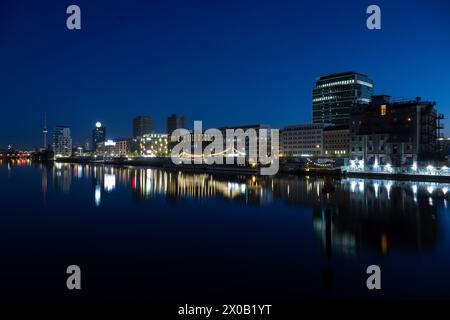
1, 0, 450, 149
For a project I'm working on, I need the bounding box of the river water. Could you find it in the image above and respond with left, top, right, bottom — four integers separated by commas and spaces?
1, 160, 449, 300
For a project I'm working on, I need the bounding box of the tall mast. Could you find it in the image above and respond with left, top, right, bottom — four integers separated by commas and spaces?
42, 112, 48, 149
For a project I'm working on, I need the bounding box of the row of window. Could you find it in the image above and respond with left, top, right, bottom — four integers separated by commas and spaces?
316, 79, 355, 88
351, 145, 412, 152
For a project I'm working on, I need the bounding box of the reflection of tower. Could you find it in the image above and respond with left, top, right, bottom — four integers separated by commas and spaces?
42, 112, 48, 150
323, 206, 334, 289
324, 207, 332, 258
41, 165, 47, 203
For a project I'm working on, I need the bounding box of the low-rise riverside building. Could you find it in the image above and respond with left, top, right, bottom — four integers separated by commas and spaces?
323, 125, 350, 157
349, 95, 443, 170
280, 123, 324, 157
131, 133, 168, 157
95, 139, 130, 157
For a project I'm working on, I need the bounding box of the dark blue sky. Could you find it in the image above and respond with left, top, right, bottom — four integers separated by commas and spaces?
1, 0, 449, 149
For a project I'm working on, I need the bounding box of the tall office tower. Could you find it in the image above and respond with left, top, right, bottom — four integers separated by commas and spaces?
92, 122, 106, 151
132, 116, 153, 138
167, 114, 186, 134
53, 126, 72, 158
312, 72, 374, 125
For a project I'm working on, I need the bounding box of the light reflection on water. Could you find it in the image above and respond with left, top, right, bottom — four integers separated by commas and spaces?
45, 162, 450, 204
36, 162, 450, 256
2, 160, 450, 299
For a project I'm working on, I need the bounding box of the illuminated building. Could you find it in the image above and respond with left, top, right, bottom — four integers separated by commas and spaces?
323, 125, 350, 157
133, 116, 153, 138
281, 123, 324, 157
350, 95, 443, 167
53, 125, 72, 158
95, 139, 130, 157
92, 122, 106, 151
438, 137, 450, 158
312, 72, 374, 125
131, 133, 168, 157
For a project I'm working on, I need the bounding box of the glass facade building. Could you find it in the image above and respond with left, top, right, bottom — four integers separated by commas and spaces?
93, 125, 106, 151
53, 126, 72, 158
312, 72, 374, 125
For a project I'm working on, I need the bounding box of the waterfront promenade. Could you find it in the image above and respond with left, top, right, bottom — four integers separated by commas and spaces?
42, 156, 450, 182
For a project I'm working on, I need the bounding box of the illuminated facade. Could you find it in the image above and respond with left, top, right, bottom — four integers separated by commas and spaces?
312, 72, 374, 125
350, 95, 443, 167
323, 125, 350, 157
95, 139, 130, 157
281, 124, 324, 157
53, 126, 72, 158
92, 122, 106, 151
131, 133, 168, 157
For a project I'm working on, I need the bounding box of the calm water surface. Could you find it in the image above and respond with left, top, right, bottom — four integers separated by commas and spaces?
1, 160, 450, 300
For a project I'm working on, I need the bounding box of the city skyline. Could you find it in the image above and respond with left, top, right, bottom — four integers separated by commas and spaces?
2, 1, 450, 307
1, 0, 450, 149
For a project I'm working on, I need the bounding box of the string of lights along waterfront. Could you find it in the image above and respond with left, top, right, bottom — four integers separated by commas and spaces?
2, 71, 448, 180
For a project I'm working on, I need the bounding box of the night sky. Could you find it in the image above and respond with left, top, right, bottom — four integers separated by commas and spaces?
1, 0, 449, 149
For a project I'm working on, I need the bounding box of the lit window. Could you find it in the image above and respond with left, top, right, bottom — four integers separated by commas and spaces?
380, 104, 387, 116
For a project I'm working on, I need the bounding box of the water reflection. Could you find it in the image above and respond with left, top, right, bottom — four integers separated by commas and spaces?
9, 162, 448, 259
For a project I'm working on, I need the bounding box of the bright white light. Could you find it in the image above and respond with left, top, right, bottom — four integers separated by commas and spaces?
442, 187, 448, 195
104, 174, 116, 192
373, 183, 379, 198
358, 181, 364, 191
95, 185, 101, 206
385, 182, 392, 199
105, 140, 116, 146
412, 185, 418, 195
385, 163, 392, 172
358, 160, 364, 167
350, 181, 357, 192
411, 162, 417, 171
373, 158, 379, 169
350, 160, 356, 168
427, 186, 434, 194
427, 165, 434, 171
96, 122, 102, 128
442, 166, 448, 171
